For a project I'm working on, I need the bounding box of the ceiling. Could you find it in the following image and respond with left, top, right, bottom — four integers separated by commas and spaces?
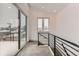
29, 3, 70, 15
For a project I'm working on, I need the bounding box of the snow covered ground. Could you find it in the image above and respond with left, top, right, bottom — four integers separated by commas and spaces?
0, 41, 26, 56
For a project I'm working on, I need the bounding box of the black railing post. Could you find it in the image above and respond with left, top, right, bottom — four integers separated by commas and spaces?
38, 32, 39, 46
54, 35, 56, 56
48, 33, 50, 46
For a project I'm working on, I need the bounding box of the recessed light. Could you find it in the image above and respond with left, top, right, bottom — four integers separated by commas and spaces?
53, 10, 56, 13
41, 7, 45, 8
8, 7, 12, 8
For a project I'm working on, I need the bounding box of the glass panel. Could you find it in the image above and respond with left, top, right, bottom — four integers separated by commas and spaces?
20, 12, 26, 48
38, 18, 42, 32
44, 18, 48, 31
0, 3, 18, 56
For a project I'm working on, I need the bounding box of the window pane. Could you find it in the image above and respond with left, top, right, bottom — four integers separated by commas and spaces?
44, 18, 48, 31
20, 12, 26, 48
0, 3, 18, 56
38, 18, 42, 32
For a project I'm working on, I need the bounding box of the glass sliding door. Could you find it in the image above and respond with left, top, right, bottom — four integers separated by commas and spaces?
20, 11, 26, 48
0, 3, 27, 56
0, 3, 18, 56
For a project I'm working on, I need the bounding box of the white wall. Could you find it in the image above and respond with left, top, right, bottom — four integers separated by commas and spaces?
54, 3, 79, 44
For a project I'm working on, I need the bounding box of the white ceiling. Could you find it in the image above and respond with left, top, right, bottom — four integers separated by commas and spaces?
29, 3, 70, 15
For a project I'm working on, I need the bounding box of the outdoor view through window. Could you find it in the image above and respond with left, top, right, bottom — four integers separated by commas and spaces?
0, 3, 26, 56
38, 17, 48, 32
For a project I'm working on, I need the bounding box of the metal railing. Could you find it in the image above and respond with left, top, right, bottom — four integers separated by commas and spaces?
38, 32, 79, 56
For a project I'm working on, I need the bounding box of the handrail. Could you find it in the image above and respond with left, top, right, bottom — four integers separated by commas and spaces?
39, 33, 48, 39
57, 36, 79, 48
49, 33, 79, 48
38, 32, 79, 56
57, 39, 79, 52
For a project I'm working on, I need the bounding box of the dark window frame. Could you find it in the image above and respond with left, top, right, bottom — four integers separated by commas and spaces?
37, 17, 49, 32
18, 9, 27, 49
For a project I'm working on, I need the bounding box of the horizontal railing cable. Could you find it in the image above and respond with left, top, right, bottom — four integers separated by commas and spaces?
57, 39, 79, 52
56, 45, 66, 56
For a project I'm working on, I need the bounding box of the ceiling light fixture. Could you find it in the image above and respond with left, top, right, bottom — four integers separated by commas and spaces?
53, 10, 56, 13
41, 7, 45, 8
8, 6, 12, 8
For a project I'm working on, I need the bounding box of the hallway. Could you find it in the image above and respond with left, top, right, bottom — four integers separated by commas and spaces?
0, 3, 79, 56
17, 42, 53, 56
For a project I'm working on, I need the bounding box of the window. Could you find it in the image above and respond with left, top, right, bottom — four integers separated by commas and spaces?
44, 18, 48, 31
20, 12, 27, 48
0, 3, 27, 56
38, 18, 42, 31
0, 3, 19, 55
38, 17, 49, 32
